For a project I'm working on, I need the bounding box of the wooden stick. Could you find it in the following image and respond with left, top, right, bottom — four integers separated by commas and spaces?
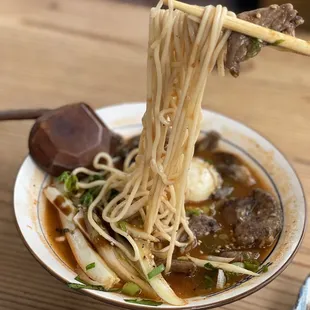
163, 0, 310, 56
0, 109, 50, 120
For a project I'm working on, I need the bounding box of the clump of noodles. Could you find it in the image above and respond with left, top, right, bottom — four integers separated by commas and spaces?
73, 0, 235, 279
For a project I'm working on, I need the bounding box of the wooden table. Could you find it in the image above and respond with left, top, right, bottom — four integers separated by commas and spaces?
0, 1, 309, 309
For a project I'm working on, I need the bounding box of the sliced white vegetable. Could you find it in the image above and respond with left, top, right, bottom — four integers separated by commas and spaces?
44, 188, 120, 289
83, 213, 157, 299
44, 186, 76, 220
183, 256, 259, 276
186, 158, 222, 202
103, 245, 157, 299
76, 266, 103, 286
59, 212, 120, 289
73, 210, 91, 241
136, 241, 186, 306
202, 255, 235, 263
216, 269, 226, 289
232, 262, 245, 268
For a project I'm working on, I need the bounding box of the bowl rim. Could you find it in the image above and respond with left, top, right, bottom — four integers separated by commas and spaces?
13, 102, 307, 309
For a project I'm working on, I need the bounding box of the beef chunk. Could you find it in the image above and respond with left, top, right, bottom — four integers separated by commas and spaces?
220, 250, 260, 262
214, 152, 256, 186
157, 259, 196, 275
179, 214, 221, 254
188, 214, 221, 239
195, 131, 221, 153
221, 189, 283, 248
226, 4, 304, 77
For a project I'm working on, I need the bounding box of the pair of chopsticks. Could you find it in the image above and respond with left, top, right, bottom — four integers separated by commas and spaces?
162, 0, 310, 56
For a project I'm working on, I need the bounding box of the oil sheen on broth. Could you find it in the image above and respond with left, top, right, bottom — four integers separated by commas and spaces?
44, 145, 278, 299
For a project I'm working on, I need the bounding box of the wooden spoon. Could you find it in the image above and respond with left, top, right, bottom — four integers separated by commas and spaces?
0, 103, 123, 176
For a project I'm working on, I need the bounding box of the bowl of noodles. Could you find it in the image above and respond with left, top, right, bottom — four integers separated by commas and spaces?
14, 1, 307, 308
14, 102, 305, 309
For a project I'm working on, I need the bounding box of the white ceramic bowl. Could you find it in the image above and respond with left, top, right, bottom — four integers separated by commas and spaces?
14, 103, 306, 309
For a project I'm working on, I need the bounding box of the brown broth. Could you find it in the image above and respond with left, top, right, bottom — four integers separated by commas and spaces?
43, 149, 278, 299
43, 197, 77, 270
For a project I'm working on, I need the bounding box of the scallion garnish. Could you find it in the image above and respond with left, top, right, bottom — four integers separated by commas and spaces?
204, 262, 216, 271
64, 174, 78, 192
89, 174, 105, 181
124, 299, 163, 306
57, 171, 70, 183
86, 262, 96, 270
243, 260, 259, 273
147, 264, 165, 279
186, 208, 202, 216
108, 189, 120, 202
58, 171, 78, 193
67, 283, 107, 291
74, 276, 88, 285
272, 39, 285, 46
204, 275, 214, 288
118, 221, 127, 232
261, 264, 269, 273
80, 191, 94, 206
122, 282, 141, 296
68, 279, 120, 292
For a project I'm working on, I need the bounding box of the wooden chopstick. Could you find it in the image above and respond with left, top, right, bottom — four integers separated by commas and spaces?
162, 0, 310, 56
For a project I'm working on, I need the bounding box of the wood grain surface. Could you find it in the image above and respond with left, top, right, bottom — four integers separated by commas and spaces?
0, 1, 309, 309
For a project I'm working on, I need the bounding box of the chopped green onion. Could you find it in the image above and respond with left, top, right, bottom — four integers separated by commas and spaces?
204, 275, 214, 288
80, 192, 94, 206
118, 221, 127, 232
147, 264, 165, 279
224, 271, 237, 282
204, 263, 216, 271
122, 282, 141, 296
68, 280, 120, 292
64, 174, 78, 192
86, 262, 96, 270
186, 208, 203, 216
89, 186, 101, 196
74, 276, 88, 285
261, 264, 269, 273
108, 189, 120, 202
248, 38, 263, 59
90, 174, 105, 181
57, 171, 71, 183
124, 299, 163, 306
67, 283, 107, 291
272, 39, 285, 46
244, 260, 260, 272
71, 277, 120, 292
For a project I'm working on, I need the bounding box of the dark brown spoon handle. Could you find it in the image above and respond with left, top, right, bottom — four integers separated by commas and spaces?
0, 109, 51, 120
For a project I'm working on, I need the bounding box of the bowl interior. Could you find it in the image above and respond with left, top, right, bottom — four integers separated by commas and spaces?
14, 102, 306, 309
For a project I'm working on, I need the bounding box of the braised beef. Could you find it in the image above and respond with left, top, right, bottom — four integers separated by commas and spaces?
221, 189, 282, 248
188, 214, 221, 239
226, 4, 304, 77
220, 250, 260, 262
195, 131, 221, 153
214, 152, 256, 186
157, 259, 197, 275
